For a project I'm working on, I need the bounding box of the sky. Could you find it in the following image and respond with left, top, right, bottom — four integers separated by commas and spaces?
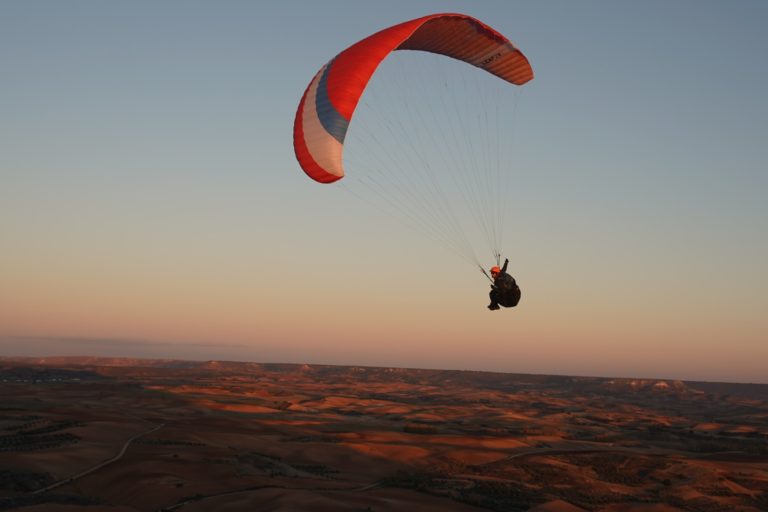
2, 1, 767, 383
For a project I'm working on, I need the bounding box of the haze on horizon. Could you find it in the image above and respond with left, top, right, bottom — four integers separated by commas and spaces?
2, 1, 767, 385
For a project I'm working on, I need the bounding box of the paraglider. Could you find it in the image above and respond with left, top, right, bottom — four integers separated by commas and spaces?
487, 258, 521, 311
293, 13, 533, 310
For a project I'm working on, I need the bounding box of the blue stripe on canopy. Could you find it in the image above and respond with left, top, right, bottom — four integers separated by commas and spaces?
315, 59, 349, 144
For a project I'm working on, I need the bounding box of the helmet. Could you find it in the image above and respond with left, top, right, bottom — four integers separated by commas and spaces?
490, 266, 500, 274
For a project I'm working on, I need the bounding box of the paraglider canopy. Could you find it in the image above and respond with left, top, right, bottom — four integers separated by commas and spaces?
293, 13, 533, 184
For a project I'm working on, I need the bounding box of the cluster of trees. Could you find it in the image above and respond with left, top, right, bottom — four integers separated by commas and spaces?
19, 421, 84, 436
0, 433, 80, 452
403, 423, 438, 435
0, 493, 97, 511
135, 438, 205, 447
0, 419, 84, 453
0, 468, 53, 493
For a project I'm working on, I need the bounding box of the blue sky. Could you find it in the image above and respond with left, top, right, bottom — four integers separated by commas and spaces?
2, 1, 767, 383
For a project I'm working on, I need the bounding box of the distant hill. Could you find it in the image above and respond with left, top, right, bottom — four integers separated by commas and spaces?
685, 380, 768, 402
1, 356, 766, 402
0, 356, 200, 369
542, 376, 694, 397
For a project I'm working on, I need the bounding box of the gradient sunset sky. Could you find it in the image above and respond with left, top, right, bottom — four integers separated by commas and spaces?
2, 1, 766, 383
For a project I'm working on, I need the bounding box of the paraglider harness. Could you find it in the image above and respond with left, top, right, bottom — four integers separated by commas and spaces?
483, 257, 521, 309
